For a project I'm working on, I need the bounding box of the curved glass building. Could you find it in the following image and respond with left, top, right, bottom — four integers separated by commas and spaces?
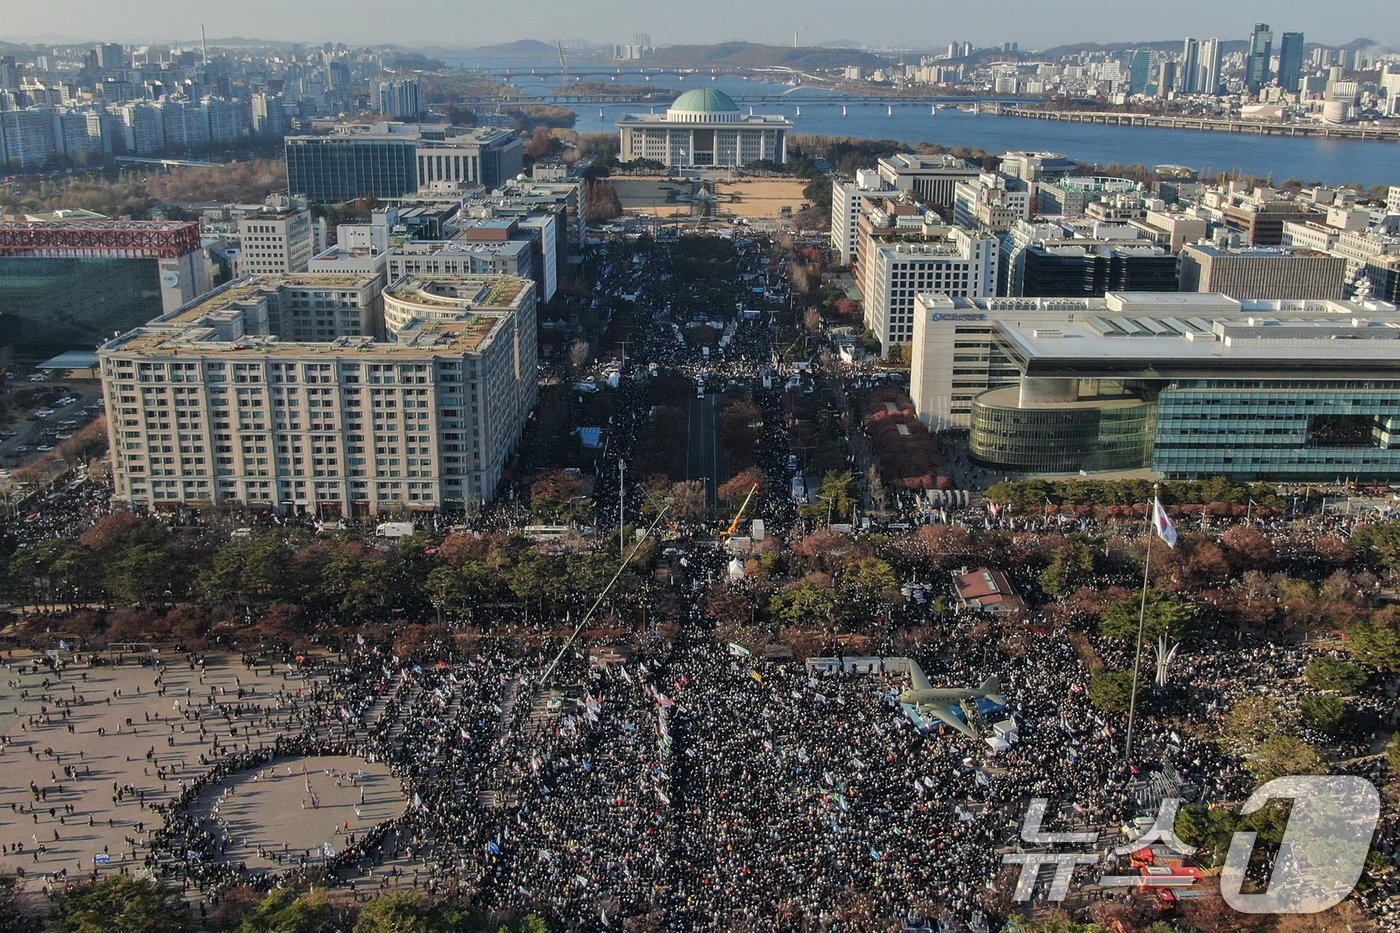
969, 384, 1157, 473
912, 291, 1400, 481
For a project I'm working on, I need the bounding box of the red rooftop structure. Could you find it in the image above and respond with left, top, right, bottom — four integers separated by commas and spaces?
0, 221, 201, 259
953, 567, 1027, 613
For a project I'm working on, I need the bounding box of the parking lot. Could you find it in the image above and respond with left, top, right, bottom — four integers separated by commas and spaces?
0, 374, 104, 497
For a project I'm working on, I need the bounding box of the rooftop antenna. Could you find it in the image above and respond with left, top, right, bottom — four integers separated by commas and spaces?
201, 25, 208, 66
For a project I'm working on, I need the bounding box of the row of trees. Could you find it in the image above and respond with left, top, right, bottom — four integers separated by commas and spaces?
146, 159, 287, 204
4, 874, 546, 933
984, 477, 1287, 511
1, 511, 658, 642
0, 157, 289, 220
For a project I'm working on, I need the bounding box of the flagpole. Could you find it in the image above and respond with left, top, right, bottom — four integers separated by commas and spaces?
1124, 483, 1157, 766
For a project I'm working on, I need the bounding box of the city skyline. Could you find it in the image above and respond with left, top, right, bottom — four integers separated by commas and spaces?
1, 0, 1396, 51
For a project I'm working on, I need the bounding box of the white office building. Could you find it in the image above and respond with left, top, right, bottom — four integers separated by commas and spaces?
830, 169, 888, 265
877, 153, 982, 209
952, 174, 1031, 232
908, 290, 1398, 432
236, 206, 318, 276
861, 225, 999, 348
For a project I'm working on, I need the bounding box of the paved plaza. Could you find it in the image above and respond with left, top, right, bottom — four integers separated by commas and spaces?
0, 648, 395, 890
186, 755, 402, 873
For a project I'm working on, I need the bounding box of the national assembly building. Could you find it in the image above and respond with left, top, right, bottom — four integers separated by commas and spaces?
617, 88, 791, 169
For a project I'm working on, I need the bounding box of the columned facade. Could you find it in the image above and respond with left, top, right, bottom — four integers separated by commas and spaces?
617, 88, 792, 170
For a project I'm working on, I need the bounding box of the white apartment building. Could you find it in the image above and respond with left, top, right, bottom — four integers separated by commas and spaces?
861, 226, 999, 348
830, 169, 887, 265
237, 208, 317, 276
99, 273, 537, 515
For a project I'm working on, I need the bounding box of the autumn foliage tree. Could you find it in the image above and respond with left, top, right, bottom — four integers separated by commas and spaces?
585, 179, 624, 224
719, 467, 767, 506
523, 126, 554, 160
146, 159, 287, 204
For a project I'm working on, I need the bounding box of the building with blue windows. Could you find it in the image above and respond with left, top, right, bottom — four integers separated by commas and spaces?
909, 291, 1400, 480
286, 123, 523, 203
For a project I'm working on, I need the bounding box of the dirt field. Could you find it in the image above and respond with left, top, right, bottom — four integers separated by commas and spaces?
188, 754, 402, 872
714, 178, 809, 220
611, 177, 698, 218
0, 649, 394, 892
611, 175, 808, 222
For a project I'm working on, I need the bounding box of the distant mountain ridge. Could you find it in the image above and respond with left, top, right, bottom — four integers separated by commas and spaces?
467, 39, 558, 58
646, 42, 889, 70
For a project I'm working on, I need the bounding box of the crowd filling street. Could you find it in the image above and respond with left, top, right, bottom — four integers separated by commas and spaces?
0, 233, 1396, 932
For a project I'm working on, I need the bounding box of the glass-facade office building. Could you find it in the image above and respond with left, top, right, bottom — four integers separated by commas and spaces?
1154, 381, 1400, 480
285, 125, 525, 203
0, 256, 162, 352
971, 386, 1156, 473
959, 303, 1400, 481
286, 138, 417, 203
971, 378, 1400, 480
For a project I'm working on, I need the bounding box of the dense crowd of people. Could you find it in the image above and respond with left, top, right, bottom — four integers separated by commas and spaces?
0, 234, 1396, 931
96, 585, 1392, 932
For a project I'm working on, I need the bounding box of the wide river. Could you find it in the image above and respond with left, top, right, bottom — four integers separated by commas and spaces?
487, 67, 1396, 187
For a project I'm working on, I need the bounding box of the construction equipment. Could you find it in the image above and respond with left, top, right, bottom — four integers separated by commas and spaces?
720, 483, 760, 539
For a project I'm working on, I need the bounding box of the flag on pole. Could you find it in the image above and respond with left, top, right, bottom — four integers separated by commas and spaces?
1152, 497, 1178, 548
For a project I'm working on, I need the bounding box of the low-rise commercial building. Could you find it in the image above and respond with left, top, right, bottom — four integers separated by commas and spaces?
1131, 208, 1209, 252
1035, 176, 1143, 216
387, 238, 534, 287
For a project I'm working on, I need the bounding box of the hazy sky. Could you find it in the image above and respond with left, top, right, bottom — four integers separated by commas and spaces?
5, 1, 1395, 50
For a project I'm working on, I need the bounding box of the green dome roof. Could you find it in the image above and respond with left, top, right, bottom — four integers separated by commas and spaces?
668, 88, 740, 113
